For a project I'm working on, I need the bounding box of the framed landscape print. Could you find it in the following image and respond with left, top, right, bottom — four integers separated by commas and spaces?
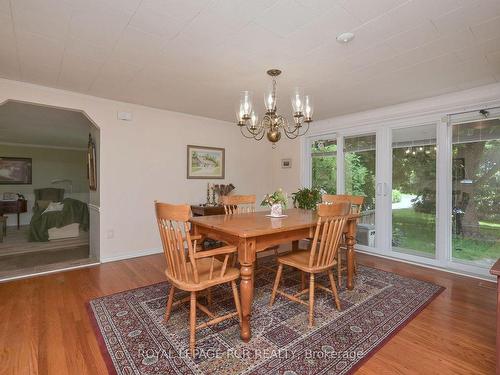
0, 157, 32, 184
187, 145, 225, 179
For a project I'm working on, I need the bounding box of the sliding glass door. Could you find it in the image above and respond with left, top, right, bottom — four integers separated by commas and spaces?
391, 125, 437, 258
344, 134, 376, 247
304, 108, 499, 277
451, 118, 500, 268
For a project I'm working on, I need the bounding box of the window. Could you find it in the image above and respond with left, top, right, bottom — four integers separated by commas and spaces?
311, 138, 337, 194
451, 119, 500, 267
392, 125, 437, 257
344, 134, 376, 247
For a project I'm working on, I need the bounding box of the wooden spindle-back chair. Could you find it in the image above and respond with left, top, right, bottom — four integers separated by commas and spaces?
322, 194, 364, 285
221, 194, 256, 214
155, 201, 242, 356
269, 202, 351, 327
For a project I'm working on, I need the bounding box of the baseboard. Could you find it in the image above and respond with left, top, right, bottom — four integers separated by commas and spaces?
0, 260, 99, 283
100, 248, 162, 263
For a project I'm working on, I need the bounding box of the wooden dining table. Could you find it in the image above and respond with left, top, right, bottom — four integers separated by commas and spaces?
190, 208, 360, 342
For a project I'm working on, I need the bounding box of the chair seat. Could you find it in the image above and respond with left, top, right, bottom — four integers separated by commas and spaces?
277, 249, 337, 273
166, 257, 240, 291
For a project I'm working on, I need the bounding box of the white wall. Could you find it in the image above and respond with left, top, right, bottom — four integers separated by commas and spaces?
0, 78, 274, 262
0, 144, 89, 226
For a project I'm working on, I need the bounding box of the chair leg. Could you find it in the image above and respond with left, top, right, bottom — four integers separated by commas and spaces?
164, 286, 175, 322
309, 273, 315, 327
353, 252, 358, 274
269, 264, 283, 306
231, 281, 242, 324
328, 270, 341, 311
206, 288, 212, 307
189, 292, 196, 357
337, 251, 342, 287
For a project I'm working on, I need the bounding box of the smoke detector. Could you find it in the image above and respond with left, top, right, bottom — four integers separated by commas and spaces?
336, 32, 355, 44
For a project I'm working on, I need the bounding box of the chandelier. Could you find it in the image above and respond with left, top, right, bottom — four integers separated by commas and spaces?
236, 69, 313, 145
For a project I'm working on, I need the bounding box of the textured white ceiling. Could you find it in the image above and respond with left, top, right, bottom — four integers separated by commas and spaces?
0, 101, 92, 148
0, 0, 499, 122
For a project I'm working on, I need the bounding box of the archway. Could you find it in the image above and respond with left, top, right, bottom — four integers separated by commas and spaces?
0, 100, 100, 280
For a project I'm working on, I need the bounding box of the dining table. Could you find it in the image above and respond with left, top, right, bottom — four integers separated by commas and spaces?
190, 208, 360, 342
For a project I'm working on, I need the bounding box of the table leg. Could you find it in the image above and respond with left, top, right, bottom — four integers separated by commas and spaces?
346, 220, 356, 290
239, 261, 254, 342
17, 212, 20, 230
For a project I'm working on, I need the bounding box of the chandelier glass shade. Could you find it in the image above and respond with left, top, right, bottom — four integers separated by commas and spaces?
236, 69, 313, 145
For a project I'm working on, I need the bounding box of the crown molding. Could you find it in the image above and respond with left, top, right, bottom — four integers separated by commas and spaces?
0, 141, 87, 151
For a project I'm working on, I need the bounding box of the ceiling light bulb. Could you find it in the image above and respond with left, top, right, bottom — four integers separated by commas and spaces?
336, 32, 355, 44
291, 87, 304, 114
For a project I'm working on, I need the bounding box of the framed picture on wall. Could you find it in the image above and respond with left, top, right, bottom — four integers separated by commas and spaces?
187, 145, 225, 179
0, 157, 32, 184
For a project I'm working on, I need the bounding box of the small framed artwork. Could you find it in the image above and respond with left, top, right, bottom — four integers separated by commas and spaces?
281, 158, 292, 168
0, 157, 32, 184
187, 145, 225, 179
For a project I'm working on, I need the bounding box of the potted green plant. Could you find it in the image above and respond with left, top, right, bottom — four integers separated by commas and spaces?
292, 187, 323, 210
261, 189, 288, 217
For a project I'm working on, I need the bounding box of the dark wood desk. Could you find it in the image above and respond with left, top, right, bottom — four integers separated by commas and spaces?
490, 259, 500, 374
191, 208, 359, 342
190, 205, 225, 217
0, 199, 27, 229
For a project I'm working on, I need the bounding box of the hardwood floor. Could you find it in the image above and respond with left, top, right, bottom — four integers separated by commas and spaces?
0, 251, 495, 374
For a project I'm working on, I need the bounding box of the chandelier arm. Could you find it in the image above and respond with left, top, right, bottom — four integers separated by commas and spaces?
254, 129, 266, 141
239, 127, 259, 139
296, 121, 310, 136
283, 117, 302, 134
244, 121, 265, 137
283, 129, 300, 139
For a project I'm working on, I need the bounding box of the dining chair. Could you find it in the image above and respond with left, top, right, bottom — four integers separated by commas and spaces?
155, 201, 242, 356
221, 194, 280, 271
221, 194, 256, 214
269, 202, 351, 327
322, 194, 364, 285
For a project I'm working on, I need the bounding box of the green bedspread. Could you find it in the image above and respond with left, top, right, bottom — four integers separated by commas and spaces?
29, 198, 89, 242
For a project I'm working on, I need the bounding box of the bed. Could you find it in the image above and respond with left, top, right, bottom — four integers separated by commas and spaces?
29, 197, 89, 242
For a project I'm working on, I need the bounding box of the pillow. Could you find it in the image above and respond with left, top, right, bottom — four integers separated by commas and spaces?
42, 202, 64, 214
36, 200, 51, 210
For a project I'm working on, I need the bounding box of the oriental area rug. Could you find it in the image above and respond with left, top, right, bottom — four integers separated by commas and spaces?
88, 259, 443, 375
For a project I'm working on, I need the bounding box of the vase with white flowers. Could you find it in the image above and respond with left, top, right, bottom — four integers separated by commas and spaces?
261, 189, 288, 217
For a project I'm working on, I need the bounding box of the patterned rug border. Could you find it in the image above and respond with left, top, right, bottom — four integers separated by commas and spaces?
86, 266, 445, 375
86, 302, 120, 375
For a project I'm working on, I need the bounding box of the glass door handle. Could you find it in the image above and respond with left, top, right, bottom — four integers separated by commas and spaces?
376, 182, 383, 196
377, 183, 389, 196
